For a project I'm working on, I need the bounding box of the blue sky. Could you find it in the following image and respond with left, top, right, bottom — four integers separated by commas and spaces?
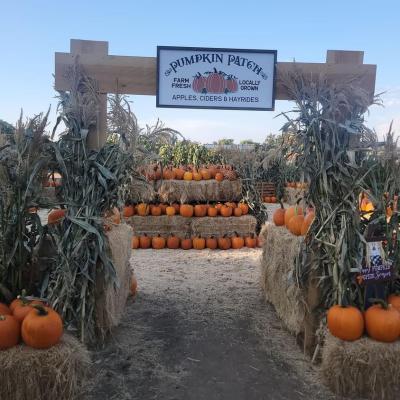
1, 0, 399, 143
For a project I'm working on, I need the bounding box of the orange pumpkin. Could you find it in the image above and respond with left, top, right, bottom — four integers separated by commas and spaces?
0, 314, 20, 350
200, 169, 211, 180
150, 205, 162, 216
193, 236, 206, 250
388, 294, 400, 312
365, 303, 400, 342
264, 196, 271, 203
172, 203, 180, 214
244, 234, 257, 248
183, 171, 193, 181
238, 203, 249, 215
130, 274, 138, 296
206, 236, 218, 250
159, 203, 168, 215
48, 209, 66, 225
194, 204, 207, 217
166, 206, 176, 216
193, 171, 202, 181
173, 167, 185, 180
301, 211, 315, 236
208, 166, 218, 178
284, 201, 303, 228
233, 207, 243, 217
231, 233, 244, 249
215, 172, 224, 182
123, 205, 134, 218
273, 203, 286, 226
139, 234, 151, 249
270, 196, 277, 203
152, 234, 166, 249
167, 234, 180, 249
22, 305, 63, 349
288, 214, 304, 236
225, 202, 236, 208
131, 236, 140, 249
207, 206, 218, 217
163, 167, 176, 180
220, 205, 233, 217
180, 204, 194, 218
215, 203, 223, 213
327, 305, 364, 341
0, 303, 11, 316
217, 236, 231, 250
137, 203, 149, 217
181, 238, 193, 250
13, 302, 35, 323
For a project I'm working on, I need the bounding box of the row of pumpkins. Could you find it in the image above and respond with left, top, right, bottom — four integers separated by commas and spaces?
0, 294, 63, 350
132, 233, 262, 250
327, 296, 400, 343
143, 164, 238, 182
272, 202, 315, 236
123, 202, 249, 218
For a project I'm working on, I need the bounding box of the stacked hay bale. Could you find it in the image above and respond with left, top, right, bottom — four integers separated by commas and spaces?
0, 334, 90, 400
129, 215, 191, 238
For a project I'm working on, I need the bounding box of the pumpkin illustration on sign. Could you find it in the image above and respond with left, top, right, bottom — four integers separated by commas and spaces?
225, 75, 238, 93
206, 68, 225, 93
192, 73, 207, 93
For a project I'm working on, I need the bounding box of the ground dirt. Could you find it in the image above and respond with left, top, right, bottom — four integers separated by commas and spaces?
84, 248, 334, 400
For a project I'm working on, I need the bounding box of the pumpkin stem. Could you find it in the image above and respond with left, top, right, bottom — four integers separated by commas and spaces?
0, 315, 6, 321
368, 298, 388, 309
31, 304, 48, 316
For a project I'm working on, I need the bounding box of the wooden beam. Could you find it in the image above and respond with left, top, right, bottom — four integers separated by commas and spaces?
55, 41, 377, 103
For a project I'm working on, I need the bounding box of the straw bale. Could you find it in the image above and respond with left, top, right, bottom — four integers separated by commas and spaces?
127, 180, 157, 203
191, 215, 257, 237
95, 223, 132, 336
321, 331, 400, 399
127, 215, 192, 238
260, 223, 305, 335
157, 179, 242, 203
0, 334, 90, 400
284, 187, 306, 205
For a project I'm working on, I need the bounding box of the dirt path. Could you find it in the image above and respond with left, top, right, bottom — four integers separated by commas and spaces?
85, 248, 333, 400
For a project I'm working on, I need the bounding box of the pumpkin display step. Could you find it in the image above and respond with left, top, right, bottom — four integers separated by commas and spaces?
327, 305, 364, 341
22, 305, 63, 349
0, 314, 20, 350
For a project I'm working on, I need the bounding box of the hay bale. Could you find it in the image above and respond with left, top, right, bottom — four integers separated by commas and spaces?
191, 215, 257, 237
0, 334, 90, 400
127, 215, 192, 238
157, 179, 242, 203
126, 180, 157, 203
284, 187, 306, 205
321, 331, 400, 399
260, 223, 305, 335
95, 223, 132, 336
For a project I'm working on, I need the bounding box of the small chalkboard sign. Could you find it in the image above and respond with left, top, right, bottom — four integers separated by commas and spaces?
360, 259, 393, 284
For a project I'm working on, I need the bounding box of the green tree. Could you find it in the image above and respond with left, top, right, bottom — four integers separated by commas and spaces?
240, 139, 257, 145
0, 119, 15, 135
214, 138, 234, 145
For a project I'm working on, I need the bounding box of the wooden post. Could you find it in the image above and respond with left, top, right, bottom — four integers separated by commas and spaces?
70, 39, 108, 150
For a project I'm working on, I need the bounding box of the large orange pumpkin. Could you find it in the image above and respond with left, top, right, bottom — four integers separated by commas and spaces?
327, 305, 364, 341
194, 204, 207, 217
233, 207, 243, 217
200, 169, 211, 180
218, 236, 231, 250
166, 206, 176, 216
245, 234, 257, 248
152, 235, 166, 249
288, 214, 304, 236
231, 233, 244, 249
301, 211, 315, 236
163, 167, 176, 180
207, 205, 218, 217
365, 303, 400, 342
183, 171, 193, 181
167, 234, 180, 249
238, 202, 249, 215
284, 201, 303, 228
180, 204, 194, 218
215, 172, 224, 182
193, 236, 206, 250
150, 205, 162, 216
0, 314, 20, 350
0, 303, 11, 316
139, 234, 151, 249
131, 236, 140, 249
181, 238, 193, 250
220, 205, 233, 217
22, 305, 63, 349
206, 236, 218, 250
173, 167, 185, 180
137, 203, 149, 216
273, 204, 286, 226
388, 294, 400, 312
48, 209, 66, 225
13, 303, 35, 323
193, 171, 202, 181
123, 205, 134, 218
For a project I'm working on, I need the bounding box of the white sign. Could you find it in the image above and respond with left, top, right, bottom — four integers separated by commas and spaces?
157, 46, 277, 111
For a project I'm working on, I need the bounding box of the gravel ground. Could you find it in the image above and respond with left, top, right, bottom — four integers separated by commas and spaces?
84, 248, 334, 400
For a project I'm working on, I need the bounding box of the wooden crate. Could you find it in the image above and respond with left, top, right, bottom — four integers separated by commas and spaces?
255, 181, 276, 197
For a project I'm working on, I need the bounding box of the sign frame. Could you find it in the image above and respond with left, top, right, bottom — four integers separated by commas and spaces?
156, 46, 278, 111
